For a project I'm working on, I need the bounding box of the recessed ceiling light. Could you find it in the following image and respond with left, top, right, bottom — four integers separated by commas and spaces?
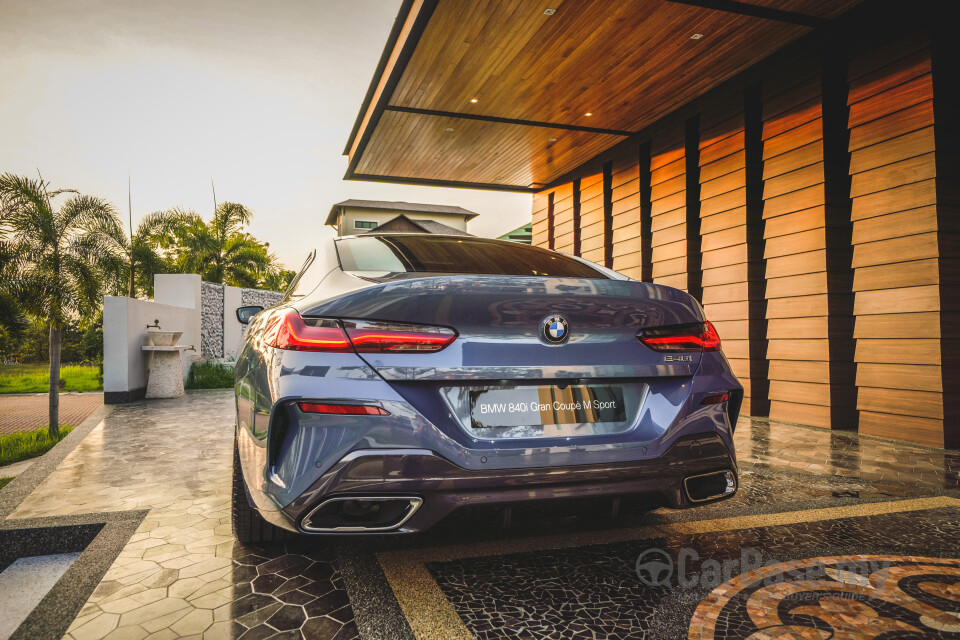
470, 98, 478, 103
543, 8, 556, 15
584, 112, 593, 117
690, 33, 703, 40
445, 127, 454, 132
548, 138, 558, 142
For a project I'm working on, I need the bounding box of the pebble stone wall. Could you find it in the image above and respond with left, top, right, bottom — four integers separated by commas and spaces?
200, 282, 225, 358
199, 283, 282, 360
241, 287, 283, 310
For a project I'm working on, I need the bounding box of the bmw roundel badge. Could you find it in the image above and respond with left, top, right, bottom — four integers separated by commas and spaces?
542, 315, 570, 344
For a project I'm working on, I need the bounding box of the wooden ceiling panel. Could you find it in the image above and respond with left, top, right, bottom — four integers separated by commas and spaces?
388, 0, 865, 133
345, 0, 864, 190
356, 110, 626, 187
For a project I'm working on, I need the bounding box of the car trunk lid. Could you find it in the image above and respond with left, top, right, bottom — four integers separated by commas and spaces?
299, 274, 704, 381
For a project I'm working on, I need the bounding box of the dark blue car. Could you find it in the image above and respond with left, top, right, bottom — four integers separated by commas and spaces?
232, 233, 741, 542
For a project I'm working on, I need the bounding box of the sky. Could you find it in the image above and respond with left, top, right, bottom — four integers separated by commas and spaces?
0, 0, 532, 270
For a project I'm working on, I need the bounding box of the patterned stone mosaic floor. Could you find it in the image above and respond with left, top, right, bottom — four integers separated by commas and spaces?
368, 418, 960, 640
414, 504, 960, 640
1, 389, 958, 639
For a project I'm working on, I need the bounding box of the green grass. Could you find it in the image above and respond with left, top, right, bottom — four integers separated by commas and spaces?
0, 477, 13, 490
186, 362, 235, 389
0, 425, 73, 467
0, 363, 102, 394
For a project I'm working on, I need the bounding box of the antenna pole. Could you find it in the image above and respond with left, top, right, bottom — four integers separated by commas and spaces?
211, 179, 217, 211
128, 173, 133, 237
127, 173, 135, 298
36, 168, 53, 211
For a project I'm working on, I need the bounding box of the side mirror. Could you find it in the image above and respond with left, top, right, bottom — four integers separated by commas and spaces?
236, 306, 263, 324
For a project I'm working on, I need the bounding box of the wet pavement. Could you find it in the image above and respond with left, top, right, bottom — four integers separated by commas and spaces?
1, 389, 958, 639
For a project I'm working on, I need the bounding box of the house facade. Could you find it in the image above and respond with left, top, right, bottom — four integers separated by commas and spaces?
325, 199, 478, 235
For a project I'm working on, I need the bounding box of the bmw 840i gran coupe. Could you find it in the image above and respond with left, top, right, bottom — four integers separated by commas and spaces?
232, 233, 742, 542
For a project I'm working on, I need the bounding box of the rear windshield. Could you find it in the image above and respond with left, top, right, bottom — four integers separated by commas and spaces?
335, 235, 607, 278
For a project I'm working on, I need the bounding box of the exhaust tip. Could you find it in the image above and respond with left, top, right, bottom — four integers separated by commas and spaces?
684, 470, 736, 503
301, 496, 422, 533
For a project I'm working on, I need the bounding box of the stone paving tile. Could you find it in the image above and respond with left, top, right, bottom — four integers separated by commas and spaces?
0, 392, 103, 435
10, 391, 357, 640
378, 418, 960, 640
429, 507, 960, 640
7, 388, 960, 639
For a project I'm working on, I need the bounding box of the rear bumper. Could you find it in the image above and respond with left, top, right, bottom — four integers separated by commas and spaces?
264, 432, 737, 534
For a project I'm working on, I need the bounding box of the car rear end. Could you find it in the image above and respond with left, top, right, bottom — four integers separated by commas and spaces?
234, 235, 742, 535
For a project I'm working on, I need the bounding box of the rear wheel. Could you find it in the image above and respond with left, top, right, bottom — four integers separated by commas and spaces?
232, 433, 290, 544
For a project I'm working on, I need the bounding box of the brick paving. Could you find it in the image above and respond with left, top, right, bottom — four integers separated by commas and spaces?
0, 393, 104, 435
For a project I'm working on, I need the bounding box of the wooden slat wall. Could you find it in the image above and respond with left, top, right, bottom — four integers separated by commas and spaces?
698, 100, 755, 408
650, 127, 689, 291
932, 26, 960, 450
578, 172, 606, 264
528, 20, 955, 447
760, 59, 837, 429
550, 183, 576, 254
610, 154, 644, 279
847, 36, 943, 446
532, 191, 550, 247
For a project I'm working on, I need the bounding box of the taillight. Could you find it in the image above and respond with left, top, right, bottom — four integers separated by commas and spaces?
638, 322, 721, 352
262, 310, 456, 353
299, 402, 390, 415
343, 320, 456, 353
262, 309, 352, 352
700, 392, 730, 405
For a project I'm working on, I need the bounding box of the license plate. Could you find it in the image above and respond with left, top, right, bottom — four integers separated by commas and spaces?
469, 384, 626, 430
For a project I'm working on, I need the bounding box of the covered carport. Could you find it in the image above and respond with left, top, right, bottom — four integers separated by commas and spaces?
345, 0, 959, 449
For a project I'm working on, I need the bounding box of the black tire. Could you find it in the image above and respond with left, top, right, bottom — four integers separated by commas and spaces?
232, 434, 290, 544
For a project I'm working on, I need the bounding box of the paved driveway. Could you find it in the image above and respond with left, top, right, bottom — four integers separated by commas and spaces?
0, 393, 103, 435
2, 390, 959, 640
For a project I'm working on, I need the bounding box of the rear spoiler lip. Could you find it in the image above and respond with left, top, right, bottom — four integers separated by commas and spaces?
295, 271, 705, 325
342, 270, 617, 284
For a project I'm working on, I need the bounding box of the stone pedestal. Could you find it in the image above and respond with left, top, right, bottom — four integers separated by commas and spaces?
143, 346, 189, 398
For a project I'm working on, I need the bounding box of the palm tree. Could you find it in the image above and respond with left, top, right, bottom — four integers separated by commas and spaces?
0, 173, 124, 437
261, 269, 296, 293
169, 202, 279, 287
90, 210, 184, 298
0, 237, 27, 336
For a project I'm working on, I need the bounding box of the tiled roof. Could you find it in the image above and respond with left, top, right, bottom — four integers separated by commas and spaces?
363, 214, 473, 236
326, 199, 479, 226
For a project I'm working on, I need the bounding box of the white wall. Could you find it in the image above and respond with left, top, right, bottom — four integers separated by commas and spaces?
155, 274, 201, 311
103, 273, 279, 402
103, 296, 197, 398
155, 274, 202, 377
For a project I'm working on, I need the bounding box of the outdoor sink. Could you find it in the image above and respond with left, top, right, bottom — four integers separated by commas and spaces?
143, 329, 187, 399
146, 330, 183, 347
